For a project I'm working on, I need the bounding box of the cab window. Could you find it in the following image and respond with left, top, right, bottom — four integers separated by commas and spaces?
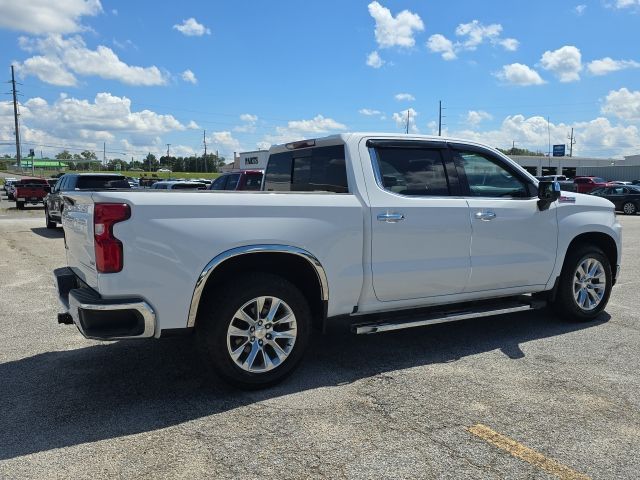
454, 151, 530, 198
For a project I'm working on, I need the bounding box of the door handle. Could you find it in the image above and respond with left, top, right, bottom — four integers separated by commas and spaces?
377, 212, 405, 223
474, 211, 496, 221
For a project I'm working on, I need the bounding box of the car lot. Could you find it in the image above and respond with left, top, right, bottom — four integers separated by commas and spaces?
0, 188, 639, 479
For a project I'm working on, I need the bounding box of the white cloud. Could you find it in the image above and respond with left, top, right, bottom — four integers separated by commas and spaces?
495, 63, 545, 86
540, 45, 582, 82
587, 57, 640, 76
601, 87, 640, 121
235, 114, 258, 133
17, 35, 167, 86
0, 0, 102, 34
366, 50, 385, 68
450, 114, 640, 158
367, 1, 424, 48
466, 110, 493, 126
426, 34, 457, 60
359, 108, 382, 116
262, 115, 348, 145
181, 69, 197, 84
209, 131, 241, 152
16, 55, 78, 86
173, 18, 211, 36
574, 4, 587, 15
613, 0, 640, 8
498, 38, 519, 51
392, 108, 418, 133
395, 93, 415, 101
240, 113, 258, 123
455, 20, 502, 50
427, 20, 518, 61
187, 120, 200, 130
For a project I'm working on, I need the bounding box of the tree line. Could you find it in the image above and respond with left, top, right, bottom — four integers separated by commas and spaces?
52, 150, 228, 172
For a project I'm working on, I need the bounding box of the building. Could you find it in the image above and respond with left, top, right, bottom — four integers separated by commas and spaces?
509, 154, 640, 180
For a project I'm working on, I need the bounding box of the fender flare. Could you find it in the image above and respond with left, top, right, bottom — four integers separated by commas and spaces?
186, 244, 329, 328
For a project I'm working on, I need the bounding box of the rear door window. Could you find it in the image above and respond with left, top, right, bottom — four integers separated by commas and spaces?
225, 174, 241, 190
76, 176, 130, 189
373, 147, 450, 196
244, 173, 263, 190
264, 145, 348, 193
210, 175, 228, 190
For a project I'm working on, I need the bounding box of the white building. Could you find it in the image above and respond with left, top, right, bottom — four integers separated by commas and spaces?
509, 154, 640, 180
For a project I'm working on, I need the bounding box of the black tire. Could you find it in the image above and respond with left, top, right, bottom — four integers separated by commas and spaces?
622, 201, 637, 215
16, 201, 24, 210
45, 208, 57, 229
197, 272, 312, 389
551, 245, 612, 321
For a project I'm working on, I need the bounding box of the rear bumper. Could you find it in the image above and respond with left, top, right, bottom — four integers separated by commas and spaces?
54, 267, 155, 340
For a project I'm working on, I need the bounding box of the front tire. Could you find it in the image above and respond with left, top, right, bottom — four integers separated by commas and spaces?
197, 273, 312, 389
622, 201, 637, 215
551, 245, 612, 321
45, 208, 57, 229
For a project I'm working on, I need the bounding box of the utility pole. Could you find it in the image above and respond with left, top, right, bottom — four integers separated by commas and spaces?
103, 142, 106, 170
438, 100, 446, 136
567, 128, 576, 157
10, 65, 21, 168
203, 130, 207, 173
166, 143, 171, 158
405, 110, 410, 134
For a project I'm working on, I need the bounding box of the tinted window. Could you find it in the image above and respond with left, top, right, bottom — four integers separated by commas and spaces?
172, 183, 205, 190
374, 147, 449, 196
264, 145, 348, 193
244, 173, 263, 190
76, 176, 130, 189
210, 175, 228, 190
225, 174, 241, 190
456, 151, 528, 198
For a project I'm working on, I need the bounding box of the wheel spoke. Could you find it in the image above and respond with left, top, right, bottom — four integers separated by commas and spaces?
244, 342, 260, 369
228, 325, 249, 338
230, 340, 249, 360
266, 299, 282, 323
273, 312, 293, 325
237, 309, 256, 326
256, 297, 267, 320
268, 340, 288, 363
271, 329, 296, 340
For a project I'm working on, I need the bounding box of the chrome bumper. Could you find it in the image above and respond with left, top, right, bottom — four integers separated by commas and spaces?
54, 267, 155, 340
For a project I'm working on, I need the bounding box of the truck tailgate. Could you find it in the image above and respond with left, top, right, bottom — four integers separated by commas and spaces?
62, 194, 98, 288
15, 187, 47, 199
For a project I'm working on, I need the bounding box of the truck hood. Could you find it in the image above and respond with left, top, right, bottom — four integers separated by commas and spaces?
557, 191, 615, 212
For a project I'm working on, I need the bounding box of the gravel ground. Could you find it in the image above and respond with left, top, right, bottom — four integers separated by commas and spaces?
0, 187, 638, 479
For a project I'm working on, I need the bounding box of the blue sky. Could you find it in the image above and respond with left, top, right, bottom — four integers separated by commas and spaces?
0, 0, 639, 161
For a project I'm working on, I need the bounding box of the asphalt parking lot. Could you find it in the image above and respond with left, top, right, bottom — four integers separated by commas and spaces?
0, 187, 639, 479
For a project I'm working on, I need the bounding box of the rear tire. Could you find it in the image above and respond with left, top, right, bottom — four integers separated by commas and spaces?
622, 201, 637, 215
551, 245, 612, 322
45, 208, 57, 229
196, 272, 312, 389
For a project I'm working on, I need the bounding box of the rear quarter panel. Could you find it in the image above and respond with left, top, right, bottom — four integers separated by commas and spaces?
88, 191, 365, 334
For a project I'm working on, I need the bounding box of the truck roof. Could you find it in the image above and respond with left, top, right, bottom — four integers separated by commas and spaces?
268, 132, 508, 155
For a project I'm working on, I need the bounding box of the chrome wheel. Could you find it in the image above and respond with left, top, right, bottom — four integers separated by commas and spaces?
573, 258, 606, 311
226, 296, 297, 373
623, 202, 636, 215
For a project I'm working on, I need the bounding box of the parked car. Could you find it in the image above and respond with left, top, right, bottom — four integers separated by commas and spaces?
3, 177, 17, 192
573, 176, 608, 193
608, 181, 633, 186
209, 170, 264, 191
45, 173, 130, 228
13, 178, 50, 209
54, 133, 621, 388
150, 181, 207, 190
590, 185, 640, 215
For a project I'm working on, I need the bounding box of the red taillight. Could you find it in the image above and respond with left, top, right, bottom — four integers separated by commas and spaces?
94, 203, 130, 273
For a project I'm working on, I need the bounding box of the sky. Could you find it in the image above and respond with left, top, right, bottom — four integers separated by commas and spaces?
0, 0, 639, 162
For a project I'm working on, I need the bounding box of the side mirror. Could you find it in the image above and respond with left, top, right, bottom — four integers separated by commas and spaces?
538, 181, 561, 210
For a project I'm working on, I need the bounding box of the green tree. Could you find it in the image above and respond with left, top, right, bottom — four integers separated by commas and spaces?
144, 153, 159, 172
55, 150, 72, 160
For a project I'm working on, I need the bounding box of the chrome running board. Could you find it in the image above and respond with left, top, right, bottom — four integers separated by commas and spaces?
352, 298, 542, 335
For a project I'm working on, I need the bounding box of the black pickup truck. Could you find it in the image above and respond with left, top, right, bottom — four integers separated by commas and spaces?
44, 173, 130, 228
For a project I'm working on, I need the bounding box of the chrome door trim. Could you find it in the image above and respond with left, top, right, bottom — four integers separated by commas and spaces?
187, 244, 329, 328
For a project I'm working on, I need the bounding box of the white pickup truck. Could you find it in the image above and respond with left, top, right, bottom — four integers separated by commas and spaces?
54, 133, 622, 388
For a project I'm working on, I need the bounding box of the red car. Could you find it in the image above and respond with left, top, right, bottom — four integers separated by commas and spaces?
573, 176, 608, 194
13, 178, 50, 209
209, 170, 263, 191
